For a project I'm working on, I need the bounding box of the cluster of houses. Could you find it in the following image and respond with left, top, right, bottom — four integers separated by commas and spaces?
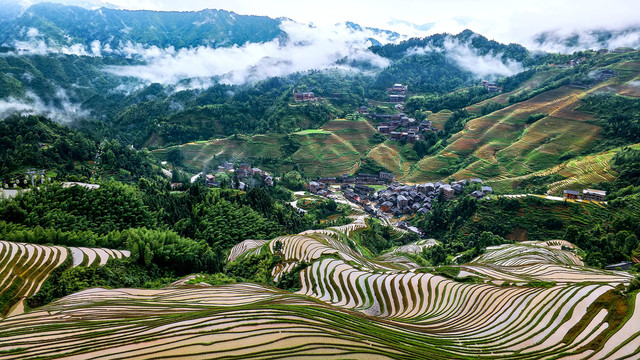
563, 188, 607, 202
310, 177, 491, 217
370, 112, 438, 143
368, 179, 492, 216
481, 80, 502, 93
388, 83, 408, 103
293, 90, 317, 102
203, 161, 273, 189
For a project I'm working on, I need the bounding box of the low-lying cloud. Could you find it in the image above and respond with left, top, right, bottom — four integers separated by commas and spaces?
8, 21, 392, 88
11, 27, 104, 56
407, 37, 523, 79
105, 21, 390, 87
0, 90, 90, 122
530, 29, 640, 54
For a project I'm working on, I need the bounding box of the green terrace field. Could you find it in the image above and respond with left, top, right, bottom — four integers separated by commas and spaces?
405, 81, 613, 182
0, 241, 130, 318
2, 217, 640, 359
424, 109, 452, 130
465, 69, 564, 115
460, 195, 640, 243
487, 143, 640, 195
289, 119, 377, 177
366, 142, 412, 177
153, 118, 377, 177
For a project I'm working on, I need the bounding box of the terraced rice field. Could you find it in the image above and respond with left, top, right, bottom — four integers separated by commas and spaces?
154, 135, 287, 170
4, 218, 640, 359
320, 119, 377, 154
465, 70, 563, 115
0, 241, 68, 317
487, 143, 640, 195
0, 241, 130, 318
68, 247, 131, 267
289, 119, 380, 177
366, 142, 414, 178
457, 241, 633, 285
425, 109, 452, 130
408, 83, 610, 182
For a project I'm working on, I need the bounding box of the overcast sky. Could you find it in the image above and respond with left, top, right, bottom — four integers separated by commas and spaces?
31, 0, 637, 45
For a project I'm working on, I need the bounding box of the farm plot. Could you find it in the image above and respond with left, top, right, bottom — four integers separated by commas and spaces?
380, 239, 438, 259
411, 85, 605, 183
496, 117, 601, 174
290, 131, 363, 178
457, 241, 633, 285
0, 241, 131, 318
68, 246, 130, 267
0, 241, 68, 317
487, 145, 625, 194
424, 110, 452, 130
4, 217, 640, 359
366, 143, 407, 177
320, 119, 377, 154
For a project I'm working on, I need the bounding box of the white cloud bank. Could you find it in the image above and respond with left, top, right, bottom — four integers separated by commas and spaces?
105, 21, 391, 87
0, 90, 90, 122
9, 21, 392, 88
407, 37, 523, 79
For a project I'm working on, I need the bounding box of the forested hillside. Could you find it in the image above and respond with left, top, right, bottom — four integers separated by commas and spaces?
0, 3, 283, 49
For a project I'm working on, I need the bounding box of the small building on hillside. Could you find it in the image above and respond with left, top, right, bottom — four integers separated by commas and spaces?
318, 177, 336, 184
470, 178, 483, 184
397, 194, 409, 207
357, 106, 369, 114
309, 181, 321, 194
563, 190, 580, 200
205, 174, 216, 186
390, 83, 408, 94
389, 94, 406, 103
251, 168, 263, 176
583, 189, 607, 202
442, 186, 455, 200
293, 91, 315, 102
354, 184, 374, 195
481, 186, 493, 194
470, 190, 484, 199
419, 120, 432, 131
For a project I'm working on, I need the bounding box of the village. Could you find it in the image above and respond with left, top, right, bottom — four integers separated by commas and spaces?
308, 173, 493, 218
308, 171, 609, 221
169, 161, 274, 191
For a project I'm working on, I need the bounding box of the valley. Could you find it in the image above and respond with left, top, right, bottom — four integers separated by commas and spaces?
1, 2, 640, 359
